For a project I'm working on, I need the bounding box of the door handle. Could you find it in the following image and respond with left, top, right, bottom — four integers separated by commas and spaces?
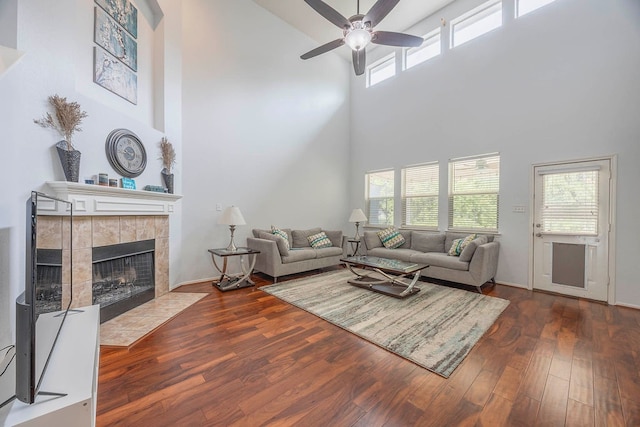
536, 233, 542, 238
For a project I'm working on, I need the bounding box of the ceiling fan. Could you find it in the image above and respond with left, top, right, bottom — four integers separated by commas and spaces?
300, 0, 424, 76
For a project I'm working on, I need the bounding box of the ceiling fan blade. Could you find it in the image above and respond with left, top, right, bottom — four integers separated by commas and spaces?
363, 0, 401, 27
352, 49, 366, 76
372, 31, 423, 47
301, 38, 345, 60
304, 0, 351, 29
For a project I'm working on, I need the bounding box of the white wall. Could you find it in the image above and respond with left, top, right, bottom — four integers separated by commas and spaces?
350, 0, 640, 306
0, 0, 182, 376
177, 0, 351, 283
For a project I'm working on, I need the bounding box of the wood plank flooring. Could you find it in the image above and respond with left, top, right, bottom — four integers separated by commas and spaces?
96, 268, 640, 426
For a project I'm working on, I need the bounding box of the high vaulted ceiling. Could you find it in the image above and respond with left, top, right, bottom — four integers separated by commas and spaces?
253, 0, 456, 58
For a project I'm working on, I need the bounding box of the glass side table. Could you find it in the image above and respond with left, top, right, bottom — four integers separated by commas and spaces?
347, 238, 362, 256
208, 247, 260, 291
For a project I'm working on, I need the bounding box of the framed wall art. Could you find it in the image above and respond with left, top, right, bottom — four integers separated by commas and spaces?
94, 7, 137, 71
94, 0, 138, 39
93, 47, 138, 104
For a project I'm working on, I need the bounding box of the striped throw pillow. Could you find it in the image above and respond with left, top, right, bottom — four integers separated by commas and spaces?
307, 232, 333, 249
271, 226, 290, 250
448, 234, 478, 256
377, 227, 406, 249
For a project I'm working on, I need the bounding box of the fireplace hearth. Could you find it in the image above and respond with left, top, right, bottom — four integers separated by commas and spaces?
92, 239, 155, 323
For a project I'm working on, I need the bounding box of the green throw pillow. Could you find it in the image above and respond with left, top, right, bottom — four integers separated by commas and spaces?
308, 232, 333, 249
448, 234, 478, 256
377, 227, 406, 249
271, 226, 290, 250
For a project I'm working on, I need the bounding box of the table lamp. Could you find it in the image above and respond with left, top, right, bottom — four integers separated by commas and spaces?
349, 208, 368, 240
218, 206, 246, 251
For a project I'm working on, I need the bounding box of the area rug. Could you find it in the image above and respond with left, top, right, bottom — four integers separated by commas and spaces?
100, 292, 208, 347
261, 270, 509, 377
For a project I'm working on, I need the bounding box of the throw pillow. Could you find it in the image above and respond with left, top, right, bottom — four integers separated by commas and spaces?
377, 227, 406, 249
448, 234, 478, 257
307, 232, 333, 249
459, 235, 489, 262
271, 226, 290, 250
258, 231, 289, 257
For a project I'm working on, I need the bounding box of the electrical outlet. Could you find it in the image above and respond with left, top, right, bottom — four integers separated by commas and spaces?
216, 204, 222, 212
513, 205, 526, 213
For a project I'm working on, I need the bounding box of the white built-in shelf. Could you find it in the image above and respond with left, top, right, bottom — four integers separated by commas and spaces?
44, 181, 182, 216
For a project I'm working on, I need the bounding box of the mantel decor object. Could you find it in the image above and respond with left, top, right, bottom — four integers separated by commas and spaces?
55, 141, 82, 182
159, 136, 176, 194
34, 94, 88, 183
105, 128, 147, 178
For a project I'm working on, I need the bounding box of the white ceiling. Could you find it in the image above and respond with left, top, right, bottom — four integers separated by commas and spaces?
253, 0, 456, 58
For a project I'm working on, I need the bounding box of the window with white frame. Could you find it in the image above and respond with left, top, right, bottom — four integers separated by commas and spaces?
449, 153, 500, 231
404, 29, 441, 70
516, 0, 557, 17
367, 54, 396, 88
402, 162, 439, 228
451, 0, 502, 48
365, 170, 395, 226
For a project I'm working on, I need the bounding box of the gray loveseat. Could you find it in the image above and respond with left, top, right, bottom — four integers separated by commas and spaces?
362, 230, 499, 292
247, 227, 343, 283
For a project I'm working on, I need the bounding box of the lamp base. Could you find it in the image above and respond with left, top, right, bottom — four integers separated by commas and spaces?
226, 225, 238, 252
354, 222, 361, 240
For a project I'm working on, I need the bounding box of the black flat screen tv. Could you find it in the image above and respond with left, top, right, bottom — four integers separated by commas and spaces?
14, 191, 73, 404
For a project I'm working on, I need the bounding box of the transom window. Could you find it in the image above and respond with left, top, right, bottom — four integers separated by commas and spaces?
365, 170, 395, 226
402, 163, 439, 228
448, 153, 500, 231
367, 54, 396, 88
517, 0, 558, 17
404, 29, 441, 70
451, 0, 502, 48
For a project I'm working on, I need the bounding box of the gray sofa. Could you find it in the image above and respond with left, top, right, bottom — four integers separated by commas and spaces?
362, 230, 499, 292
247, 227, 343, 282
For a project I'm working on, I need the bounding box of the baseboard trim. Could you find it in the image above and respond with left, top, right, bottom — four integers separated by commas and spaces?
614, 301, 640, 311
496, 281, 528, 289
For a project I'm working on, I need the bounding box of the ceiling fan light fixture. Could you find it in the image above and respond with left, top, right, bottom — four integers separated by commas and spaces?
345, 24, 371, 51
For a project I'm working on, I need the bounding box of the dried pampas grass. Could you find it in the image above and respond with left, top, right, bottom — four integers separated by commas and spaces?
34, 94, 88, 151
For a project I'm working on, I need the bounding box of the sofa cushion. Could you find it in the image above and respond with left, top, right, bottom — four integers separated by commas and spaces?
308, 232, 333, 249
444, 232, 474, 253
271, 226, 290, 250
411, 232, 445, 253
410, 252, 470, 271
315, 246, 343, 258
363, 231, 383, 250
257, 231, 289, 257
292, 228, 322, 248
367, 248, 417, 263
459, 235, 489, 262
254, 228, 293, 244
377, 227, 406, 249
323, 230, 343, 248
281, 248, 317, 264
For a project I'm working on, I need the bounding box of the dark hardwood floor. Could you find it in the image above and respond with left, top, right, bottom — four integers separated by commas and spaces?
96, 268, 640, 426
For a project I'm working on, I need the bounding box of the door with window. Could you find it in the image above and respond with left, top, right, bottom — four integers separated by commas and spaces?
532, 159, 611, 301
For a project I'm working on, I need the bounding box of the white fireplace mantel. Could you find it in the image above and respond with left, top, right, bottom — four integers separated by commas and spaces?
45, 181, 182, 216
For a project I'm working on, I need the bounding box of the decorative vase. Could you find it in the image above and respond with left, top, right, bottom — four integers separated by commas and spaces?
55, 140, 81, 182
161, 168, 174, 194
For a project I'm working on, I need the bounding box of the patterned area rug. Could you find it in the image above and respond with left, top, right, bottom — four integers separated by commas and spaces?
261, 270, 509, 378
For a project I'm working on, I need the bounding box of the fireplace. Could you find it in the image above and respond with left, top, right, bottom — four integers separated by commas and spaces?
36, 249, 63, 314
92, 239, 155, 323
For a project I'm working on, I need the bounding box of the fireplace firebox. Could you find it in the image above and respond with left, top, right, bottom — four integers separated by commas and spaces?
92, 239, 155, 323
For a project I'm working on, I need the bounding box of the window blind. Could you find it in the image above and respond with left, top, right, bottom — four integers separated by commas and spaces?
402, 163, 439, 228
448, 154, 500, 231
366, 170, 394, 226
541, 170, 598, 235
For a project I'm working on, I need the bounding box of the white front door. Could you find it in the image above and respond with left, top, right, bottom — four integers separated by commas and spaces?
532, 159, 611, 301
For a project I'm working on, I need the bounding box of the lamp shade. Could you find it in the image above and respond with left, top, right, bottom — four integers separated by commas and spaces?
349, 208, 368, 223
218, 206, 246, 226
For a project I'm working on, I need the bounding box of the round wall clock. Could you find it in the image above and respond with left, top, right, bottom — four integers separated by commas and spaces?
105, 129, 147, 178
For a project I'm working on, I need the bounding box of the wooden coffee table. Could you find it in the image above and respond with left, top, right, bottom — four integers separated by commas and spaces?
341, 255, 428, 299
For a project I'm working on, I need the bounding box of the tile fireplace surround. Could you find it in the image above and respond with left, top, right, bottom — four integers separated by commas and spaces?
38, 181, 181, 310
